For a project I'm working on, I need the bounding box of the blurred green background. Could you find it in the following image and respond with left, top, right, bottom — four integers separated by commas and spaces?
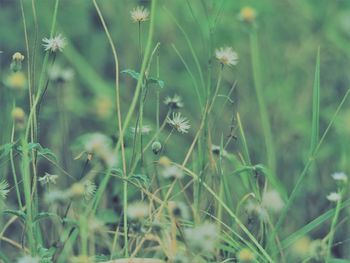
1, 0, 350, 259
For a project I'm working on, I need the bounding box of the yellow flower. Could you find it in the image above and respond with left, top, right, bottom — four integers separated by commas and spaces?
158, 156, 172, 167
239, 6, 257, 23
237, 248, 255, 262
6, 72, 26, 90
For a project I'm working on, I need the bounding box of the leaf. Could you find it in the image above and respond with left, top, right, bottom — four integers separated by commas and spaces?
34, 212, 62, 223
121, 69, 164, 88
0, 143, 14, 160
3, 209, 26, 221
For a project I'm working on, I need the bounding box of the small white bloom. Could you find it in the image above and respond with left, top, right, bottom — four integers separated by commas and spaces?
166, 112, 190, 133
215, 47, 238, 66
17, 255, 40, 263
0, 180, 10, 199
130, 125, 152, 135
160, 165, 184, 180
38, 173, 59, 185
261, 190, 284, 213
164, 94, 184, 109
184, 222, 219, 254
211, 144, 228, 157
127, 202, 149, 220
83, 180, 96, 200
42, 34, 66, 52
327, 192, 341, 202
331, 172, 348, 183
130, 6, 149, 23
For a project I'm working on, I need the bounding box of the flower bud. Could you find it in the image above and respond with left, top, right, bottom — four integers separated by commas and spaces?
152, 140, 162, 154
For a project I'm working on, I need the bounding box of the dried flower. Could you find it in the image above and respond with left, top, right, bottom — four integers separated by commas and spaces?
127, 202, 149, 220
42, 34, 66, 52
184, 222, 219, 254
166, 112, 190, 133
39, 173, 59, 185
215, 47, 239, 66
326, 192, 341, 202
261, 190, 284, 213
164, 94, 184, 109
130, 6, 149, 23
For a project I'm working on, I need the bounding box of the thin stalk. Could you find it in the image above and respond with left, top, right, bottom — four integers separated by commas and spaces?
10, 124, 23, 209
250, 28, 276, 172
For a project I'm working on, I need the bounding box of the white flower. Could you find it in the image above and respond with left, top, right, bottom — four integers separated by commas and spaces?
17, 255, 40, 263
164, 94, 184, 109
0, 180, 10, 200
160, 165, 184, 180
331, 172, 348, 183
42, 34, 66, 52
166, 112, 190, 133
215, 47, 238, 66
211, 144, 228, 157
184, 222, 219, 254
38, 173, 59, 185
130, 6, 149, 23
261, 190, 284, 213
327, 192, 341, 202
48, 64, 74, 82
127, 202, 149, 220
130, 125, 152, 135
169, 201, 190, 220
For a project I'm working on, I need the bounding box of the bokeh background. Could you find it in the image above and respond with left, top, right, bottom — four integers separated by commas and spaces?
1, 0, 350, 259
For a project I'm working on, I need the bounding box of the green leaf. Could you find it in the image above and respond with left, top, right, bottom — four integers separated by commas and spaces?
34, 212, 62, 223
121, 69, 164, 88
0, 143, 14, 160
3, 209, 26, 221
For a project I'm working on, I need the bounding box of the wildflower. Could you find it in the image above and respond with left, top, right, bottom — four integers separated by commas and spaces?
245, 201, 269, 223
169, 201, 190, 220
290, 236, 311, 259
211, 144, 228, 157
6, 72, 26, 90
331, 172, 348, 183
48, 64, 74, 83
17, 255, 40, 263
12, 52, 24, 61
130, 125, 152, 134
327, 192, 341, 202
237, 248, 255, 262
166, 112, 190, 133
11, 107, 26, 130
239, 6, 257, 23
184, 222, 219, 254
38, 173, 59, 185
310, 239, 327, 261
261, 190, 284, 213
215, 47, 239, 66
68, 180, 96, 200
158, 156, 172, 167
42, 34, 66, 52
127, 202, 149, 220
164, 94, 184, 109
160, 165, 184, 180
0, 180, 10, 200
152, 140, 162, 154
130, 6, 149, 23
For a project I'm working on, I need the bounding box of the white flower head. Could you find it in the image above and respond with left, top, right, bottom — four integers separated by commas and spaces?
166, 112, 190, 133
160, 165, 184, 180
327, 192, 341, 202
169, 201, 191, 220
331, 172, 348, 183
130, 6, 149, 23
164, 94, 184, 109
211, 144, 228, 157
0, 180, 10, 200
38, 173, 59, 185
42, 34, 66, 52
215, 47, 238, 66
130, 125, 152, 135
261, 190, 285, 213
184, 222, 219, 254
127, 202, 149, 220
17, 255, 40, 263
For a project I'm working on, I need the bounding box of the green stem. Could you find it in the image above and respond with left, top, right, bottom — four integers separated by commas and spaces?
250, 28, 276, 172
